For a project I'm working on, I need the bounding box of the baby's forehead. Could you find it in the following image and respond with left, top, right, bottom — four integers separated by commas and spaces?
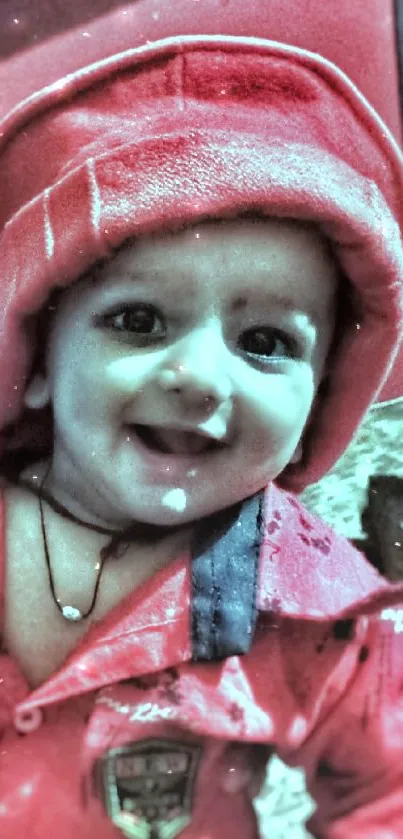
91, 216, 339, 318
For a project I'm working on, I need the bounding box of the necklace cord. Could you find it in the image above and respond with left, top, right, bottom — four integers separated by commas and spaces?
37, 462, 107, 621
18, 462, 189, 622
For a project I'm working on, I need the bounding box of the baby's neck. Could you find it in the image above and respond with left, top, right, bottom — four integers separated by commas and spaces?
4, 482, 191, 688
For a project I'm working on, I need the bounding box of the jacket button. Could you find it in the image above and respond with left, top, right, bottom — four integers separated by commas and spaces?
13, 707, 43, 733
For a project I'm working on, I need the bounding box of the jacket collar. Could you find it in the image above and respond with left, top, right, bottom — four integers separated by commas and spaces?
19, 483, 403, 711
257, 484, 403, 619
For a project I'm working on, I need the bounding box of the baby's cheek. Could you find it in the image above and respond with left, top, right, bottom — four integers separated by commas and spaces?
254, 373, 314, 432
105, 354, 154, 393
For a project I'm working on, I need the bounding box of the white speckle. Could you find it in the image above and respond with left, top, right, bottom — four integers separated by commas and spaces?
82, 31, 91, 38
13, 18, 19, 24
20, 782, 34, 797
162, 488, 187, 512
381, 607, 403, 632
289, 717, 307, 742
186, 468, 197, 478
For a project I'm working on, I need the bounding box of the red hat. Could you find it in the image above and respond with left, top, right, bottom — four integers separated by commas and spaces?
0, 34, 402, 492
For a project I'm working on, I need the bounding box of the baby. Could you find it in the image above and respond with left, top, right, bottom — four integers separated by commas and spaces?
1, 32, 403, 839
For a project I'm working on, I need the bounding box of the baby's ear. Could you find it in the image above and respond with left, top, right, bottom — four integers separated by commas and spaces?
24, 374, 50, 409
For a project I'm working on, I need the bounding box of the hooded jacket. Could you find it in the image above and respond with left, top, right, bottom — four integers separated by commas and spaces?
1, 32, 403, 839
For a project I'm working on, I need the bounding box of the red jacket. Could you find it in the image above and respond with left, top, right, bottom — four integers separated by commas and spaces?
0, 15, 402, 839
2, 482, 403, 838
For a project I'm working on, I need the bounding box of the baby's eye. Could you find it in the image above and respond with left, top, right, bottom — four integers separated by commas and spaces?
100, 304, 165, 336
240, 327, 296, 359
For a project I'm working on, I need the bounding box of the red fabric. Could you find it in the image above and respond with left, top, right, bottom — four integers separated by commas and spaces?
1, 485, 403, 837
1, 0, 401, 404
15, 484, 403, 710
0, 0, 401, 144
0, 37, 402, 491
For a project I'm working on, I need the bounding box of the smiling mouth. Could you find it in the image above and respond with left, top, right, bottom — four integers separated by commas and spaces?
132, 424, 220, 456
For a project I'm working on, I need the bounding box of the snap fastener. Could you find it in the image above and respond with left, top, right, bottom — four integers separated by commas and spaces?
14, 706, 43, 734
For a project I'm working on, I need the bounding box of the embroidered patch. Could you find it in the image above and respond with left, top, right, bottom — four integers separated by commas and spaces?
97, 739, 201, 839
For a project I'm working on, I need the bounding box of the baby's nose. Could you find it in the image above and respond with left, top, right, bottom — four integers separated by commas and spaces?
157, 359, 232, 413
158, 328, 233, 411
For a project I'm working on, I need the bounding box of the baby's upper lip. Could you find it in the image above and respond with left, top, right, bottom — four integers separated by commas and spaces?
128, 422, 229, 446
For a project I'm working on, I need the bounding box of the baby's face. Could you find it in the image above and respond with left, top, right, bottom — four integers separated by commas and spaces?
33, 218, 338, 527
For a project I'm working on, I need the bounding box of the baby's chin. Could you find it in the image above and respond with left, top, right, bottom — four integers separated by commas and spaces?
130, 483, 266, 530
111, 493, 223, 532
49, 451, 272, 530
152, 470, 273, 518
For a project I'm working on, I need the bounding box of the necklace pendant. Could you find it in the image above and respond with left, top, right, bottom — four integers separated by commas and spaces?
61, 605, 84, 622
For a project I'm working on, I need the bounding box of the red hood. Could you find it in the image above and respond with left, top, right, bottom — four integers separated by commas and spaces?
0, 0, 401, 144
1, 0, 401, 405
0, 35, 402, 491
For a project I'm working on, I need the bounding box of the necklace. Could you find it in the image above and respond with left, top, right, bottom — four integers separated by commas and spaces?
19, 464, 183, 623
38, 463, 116, 622
39, 491, 104, 622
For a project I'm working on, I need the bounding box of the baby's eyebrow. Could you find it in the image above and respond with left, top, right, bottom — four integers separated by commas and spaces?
121, 270, 160, 284
115, 270, 322, 325
231, 295, 248, 312
230, 292, 321, 326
